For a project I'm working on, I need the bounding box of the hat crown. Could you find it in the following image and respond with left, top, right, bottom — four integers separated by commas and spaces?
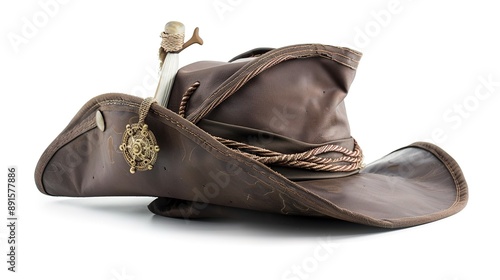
168, 44, 362, 155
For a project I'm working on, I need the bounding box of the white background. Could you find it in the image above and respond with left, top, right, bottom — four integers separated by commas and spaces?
1, 0, 499, 279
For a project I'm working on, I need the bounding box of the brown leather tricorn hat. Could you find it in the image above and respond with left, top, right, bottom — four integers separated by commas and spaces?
35, 44, 468, 228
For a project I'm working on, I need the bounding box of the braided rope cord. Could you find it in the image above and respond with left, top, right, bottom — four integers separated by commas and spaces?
179, 81, 201, 118
215, 136, 363, 172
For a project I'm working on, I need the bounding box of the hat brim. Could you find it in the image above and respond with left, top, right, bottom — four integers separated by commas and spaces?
294, 142, 468, 228
36, 94, 467, 228
149, 142, 467, 228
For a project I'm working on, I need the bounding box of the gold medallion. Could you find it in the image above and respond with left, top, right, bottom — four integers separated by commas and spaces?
119, 97, 160, 174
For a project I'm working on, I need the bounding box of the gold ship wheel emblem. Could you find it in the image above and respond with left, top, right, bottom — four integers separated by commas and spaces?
119, 97, 160, 174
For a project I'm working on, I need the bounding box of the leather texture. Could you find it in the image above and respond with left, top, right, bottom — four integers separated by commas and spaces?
34, 44, 468, 228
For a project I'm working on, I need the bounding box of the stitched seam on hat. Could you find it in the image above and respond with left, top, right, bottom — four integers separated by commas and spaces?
187, 45, 360, 123
378, 143, 468, 227
36, 99, 139, 193
202, 47, 357, 103
411, 143, 463, 208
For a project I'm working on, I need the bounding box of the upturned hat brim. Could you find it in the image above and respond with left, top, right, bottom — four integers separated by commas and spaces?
35, 94, 467, 228
148, 141, 468, 228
